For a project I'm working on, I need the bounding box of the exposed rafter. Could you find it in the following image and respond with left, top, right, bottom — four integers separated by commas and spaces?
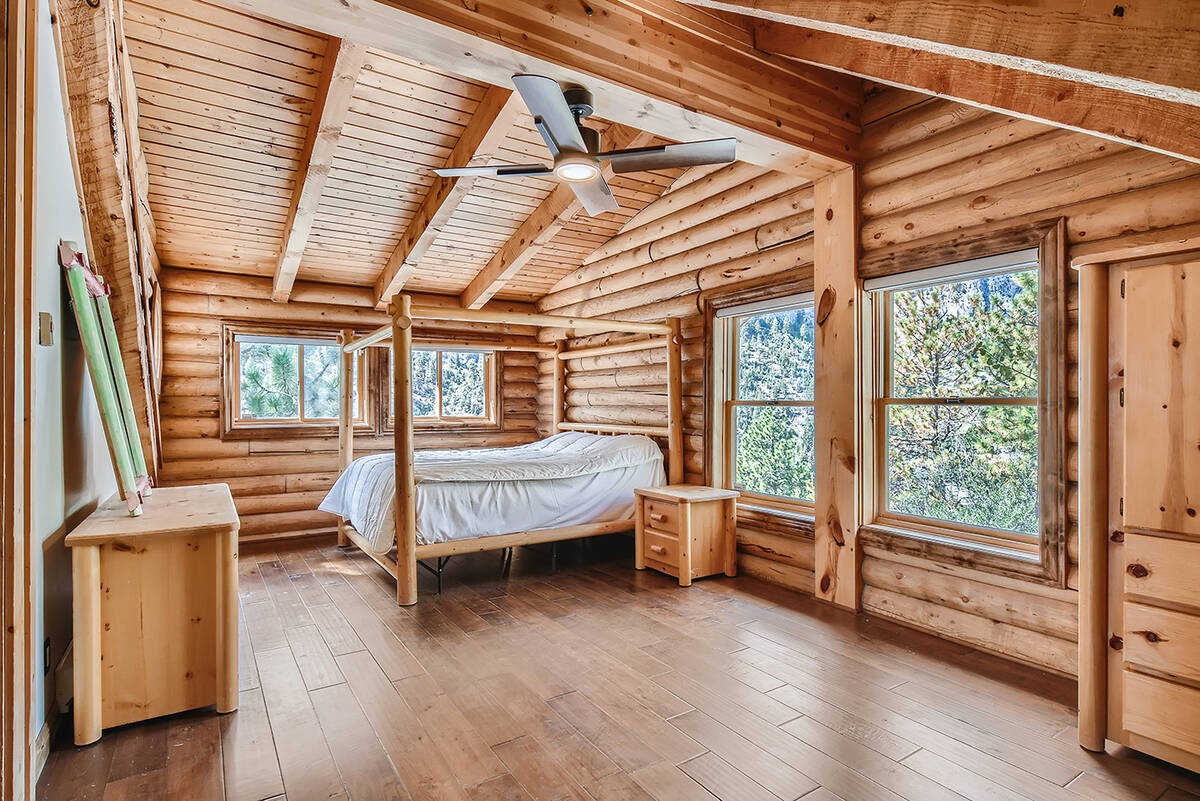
681, 0, 1200, 105
214, 0, 860, 176
750, 24, 1200, 163
459, 125, 654, 309
272, 37, 366, 302
374, 86, 526, 308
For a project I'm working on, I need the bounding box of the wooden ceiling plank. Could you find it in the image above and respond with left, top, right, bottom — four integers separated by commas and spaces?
458, 125, 653, 310
751, 24, 1200, 163
372, 85, 527, 307
211, 0, 857, 174
272, 37, 367, 301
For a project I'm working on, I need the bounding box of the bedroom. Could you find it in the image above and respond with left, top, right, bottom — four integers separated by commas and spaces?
4, 0, 1200, 799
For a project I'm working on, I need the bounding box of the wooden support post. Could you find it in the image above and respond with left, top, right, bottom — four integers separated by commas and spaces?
72, 545, 102, 745
553, 341, 566, 432
812, 168, 862, 609
666, 317, 685, 484
1078, 261, 1109, 752
392, 295, 418, 606
337, 328, 354, 547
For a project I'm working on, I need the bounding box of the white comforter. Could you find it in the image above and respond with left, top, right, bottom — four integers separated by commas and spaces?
319, 432, 665, 554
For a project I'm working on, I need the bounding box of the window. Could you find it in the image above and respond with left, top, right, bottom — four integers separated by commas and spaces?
869, 248, 1045, 559
390, 348, 495, 425
228, 331, 364, 432
714, 295, 816, 510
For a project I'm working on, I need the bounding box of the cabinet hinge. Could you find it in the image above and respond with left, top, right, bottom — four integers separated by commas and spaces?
1119, 497, 1124, 515
1119, 387, 1124, 407
1120, 278, 1126, 298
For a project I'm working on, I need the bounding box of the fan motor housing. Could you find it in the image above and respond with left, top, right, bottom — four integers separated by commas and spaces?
563, 85, 595, 119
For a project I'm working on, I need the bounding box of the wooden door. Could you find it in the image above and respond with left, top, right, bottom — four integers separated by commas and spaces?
1113, 254, 1200, 772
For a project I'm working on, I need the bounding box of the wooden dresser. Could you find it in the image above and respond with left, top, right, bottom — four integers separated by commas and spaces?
1078, 253, 1200, 772
634, 485, 739, 585
66, 484, 240, 745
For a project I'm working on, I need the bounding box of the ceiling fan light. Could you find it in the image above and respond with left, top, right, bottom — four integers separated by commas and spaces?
554, 154, 600, 183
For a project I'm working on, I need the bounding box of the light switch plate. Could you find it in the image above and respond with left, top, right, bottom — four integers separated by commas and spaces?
38, 312, 53, 346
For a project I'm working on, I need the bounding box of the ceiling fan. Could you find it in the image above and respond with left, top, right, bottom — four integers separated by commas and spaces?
433, 74, 737, 216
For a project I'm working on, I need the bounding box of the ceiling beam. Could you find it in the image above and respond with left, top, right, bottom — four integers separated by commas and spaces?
459, 125, 654, 310
217, 0, 860, 177
373, 86, 526, 308
681, 0, 1200, 106
272, 38, 366, 302
750, 24, 1200, 163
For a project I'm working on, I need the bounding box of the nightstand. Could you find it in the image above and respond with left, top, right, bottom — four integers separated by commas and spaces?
634, 485, 739, 586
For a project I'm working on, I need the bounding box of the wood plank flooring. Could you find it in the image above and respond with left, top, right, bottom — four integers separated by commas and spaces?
37, 535, 1200, 801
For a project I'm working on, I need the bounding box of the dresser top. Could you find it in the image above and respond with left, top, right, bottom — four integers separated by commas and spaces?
66, 484, 239, 546
636, 484, 740, 503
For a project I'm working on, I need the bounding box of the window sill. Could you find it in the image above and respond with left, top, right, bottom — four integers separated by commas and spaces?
223, 423, 372, 440
859, 521, 1061, 585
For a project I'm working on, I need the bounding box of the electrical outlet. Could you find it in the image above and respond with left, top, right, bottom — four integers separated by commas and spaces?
43, 638, 51, 675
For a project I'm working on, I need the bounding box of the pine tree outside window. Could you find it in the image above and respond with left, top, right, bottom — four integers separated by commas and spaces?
388, 348, 494, 425
868, 248, 1045, 559
713, 295, 817, 512
230, 332, 363, 429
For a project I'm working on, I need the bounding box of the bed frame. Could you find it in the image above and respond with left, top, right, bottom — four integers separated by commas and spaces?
335, 293, 684, 605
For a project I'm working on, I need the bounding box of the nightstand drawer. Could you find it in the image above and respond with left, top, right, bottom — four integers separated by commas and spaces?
643, 499, 680, 534
642, 528, 680, 568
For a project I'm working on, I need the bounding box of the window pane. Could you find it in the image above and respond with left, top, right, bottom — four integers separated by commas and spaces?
441, 351, 486, 417
733, 405, 814, 502
303, 344, 341, 418
736, 307, 815, 401
885, 403, 1038, 536
890, 269, 1038, 398
239, 342, 299, 419
411, 350, 438, 417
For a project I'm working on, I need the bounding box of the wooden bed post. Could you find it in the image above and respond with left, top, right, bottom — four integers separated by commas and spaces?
392, 294, 418, 606
337, 328, 354, 547
666, 317, 684, 484
553, 340, 566, 432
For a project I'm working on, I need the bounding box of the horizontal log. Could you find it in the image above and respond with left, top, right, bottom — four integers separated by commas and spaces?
618, 162, 767, 233
861, 585, 1076, 676
736, 528, 816, 571
238, 508, 338, 537
861, 99, 992, 159
234, 490, 329, 516
566, 387, 669, 407
737, 552, 814, 594
861, 557, 1077, 641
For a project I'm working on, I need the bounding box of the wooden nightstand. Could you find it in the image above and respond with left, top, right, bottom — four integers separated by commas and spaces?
634, 485, 739, 586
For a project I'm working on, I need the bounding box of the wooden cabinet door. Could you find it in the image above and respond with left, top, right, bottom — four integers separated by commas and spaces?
1123, 257, 1200, 536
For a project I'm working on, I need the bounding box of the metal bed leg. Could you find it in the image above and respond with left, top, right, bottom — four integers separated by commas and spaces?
551, 542, 559, 572
417, 556, 452, 594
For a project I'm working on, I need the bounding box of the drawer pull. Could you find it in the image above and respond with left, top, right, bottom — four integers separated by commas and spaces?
649, 544, 667, 555
649, 513, 667, 522
1127, 562, 1150, 578
1132, 629, 1168, 644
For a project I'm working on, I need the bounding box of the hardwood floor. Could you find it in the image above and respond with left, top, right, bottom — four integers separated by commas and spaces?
38, 535, 1200, 801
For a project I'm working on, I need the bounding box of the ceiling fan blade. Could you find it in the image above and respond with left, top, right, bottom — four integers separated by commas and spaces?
512, 74, 588, 156
433, 163, 553, 178
602, 138, 737, 174
569, 173, 620, 217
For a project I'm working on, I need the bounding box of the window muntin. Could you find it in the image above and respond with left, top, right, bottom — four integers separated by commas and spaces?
877, 267, 1040, 546
726, 305, 816, 505
233, 335, 362, 427
390, 348, 495, 424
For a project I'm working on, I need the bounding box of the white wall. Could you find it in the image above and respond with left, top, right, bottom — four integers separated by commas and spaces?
31, 0, 117, 739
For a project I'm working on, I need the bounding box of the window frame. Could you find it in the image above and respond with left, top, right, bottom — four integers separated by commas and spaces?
385, 346, 500, 430
859, 221, 1067, 586
712, 294, 817, 518
220, 323, 370, 439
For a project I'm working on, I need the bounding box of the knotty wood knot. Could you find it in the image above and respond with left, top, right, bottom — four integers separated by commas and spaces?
1131, 630, 1167, 644
819, 573, 832, 594
1126, 563, 1149, 579
816, 287, 836, 326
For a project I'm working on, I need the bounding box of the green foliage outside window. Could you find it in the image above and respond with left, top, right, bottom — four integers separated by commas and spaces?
393, 348, 490, 420
731, 307, 816, 502
885, 269, 1040, 536
238, 339, 357, 422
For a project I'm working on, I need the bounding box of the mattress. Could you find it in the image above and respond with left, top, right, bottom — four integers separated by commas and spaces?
318, 431, 666, 554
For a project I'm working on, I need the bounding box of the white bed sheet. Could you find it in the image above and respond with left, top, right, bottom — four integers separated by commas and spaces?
318, 432, 665, 554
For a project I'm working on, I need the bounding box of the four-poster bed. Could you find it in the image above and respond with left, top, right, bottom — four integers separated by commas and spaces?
330, 293, 685, 605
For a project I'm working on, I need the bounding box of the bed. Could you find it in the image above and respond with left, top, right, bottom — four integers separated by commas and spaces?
319, 431, 665, 554
330, 294, 685, 604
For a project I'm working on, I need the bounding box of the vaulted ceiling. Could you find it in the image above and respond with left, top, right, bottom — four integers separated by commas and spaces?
124, 0, 687, 305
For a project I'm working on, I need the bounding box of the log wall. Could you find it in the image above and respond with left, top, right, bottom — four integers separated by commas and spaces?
536, 88, 1200, 676
156, 269, 541, 541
